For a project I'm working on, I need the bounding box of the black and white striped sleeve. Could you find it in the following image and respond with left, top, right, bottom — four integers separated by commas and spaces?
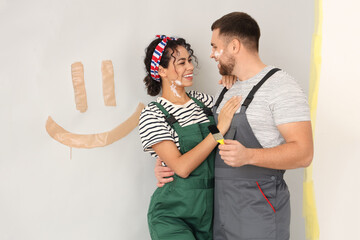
138, 107, 174, 153
188, 90, 214, 108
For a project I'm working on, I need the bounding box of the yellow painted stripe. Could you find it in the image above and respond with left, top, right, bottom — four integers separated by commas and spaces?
303, 0, 322, 239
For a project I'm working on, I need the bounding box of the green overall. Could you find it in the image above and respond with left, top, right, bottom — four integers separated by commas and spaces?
147, 96, 216, 240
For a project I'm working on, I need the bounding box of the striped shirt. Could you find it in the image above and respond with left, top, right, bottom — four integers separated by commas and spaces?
139, 91, 214, 158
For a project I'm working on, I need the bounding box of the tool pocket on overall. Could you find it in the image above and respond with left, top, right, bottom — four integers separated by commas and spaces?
218, 178, 277, 239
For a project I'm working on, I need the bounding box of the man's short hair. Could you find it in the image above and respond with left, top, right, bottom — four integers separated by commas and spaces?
211, 12, 260, 52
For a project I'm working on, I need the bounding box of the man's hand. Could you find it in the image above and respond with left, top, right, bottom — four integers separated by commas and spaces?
218, 75, 237, 89
218, 139, 252, 167
154, 157, 174, 187
219, 121, 313, 170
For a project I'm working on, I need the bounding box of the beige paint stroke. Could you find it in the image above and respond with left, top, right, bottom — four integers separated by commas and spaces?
46, 102, 145, 148
101, 60, 116, 106
71, 62, 88, 112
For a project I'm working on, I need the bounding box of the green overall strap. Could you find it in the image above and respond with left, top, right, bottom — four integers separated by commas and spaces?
150, 102, 182, 133
187, 94, 215, 123
151, 94, 215, 132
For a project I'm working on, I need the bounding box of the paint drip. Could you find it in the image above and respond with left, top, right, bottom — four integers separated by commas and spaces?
214, 49, 223, 58
170, 81, 181, 98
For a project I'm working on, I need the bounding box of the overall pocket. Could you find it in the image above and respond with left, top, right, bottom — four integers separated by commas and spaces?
256, 180, 277, 213
218, 178, 277, 239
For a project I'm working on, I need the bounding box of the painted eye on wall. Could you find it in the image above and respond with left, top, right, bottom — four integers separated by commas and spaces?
45, 60, 145, 150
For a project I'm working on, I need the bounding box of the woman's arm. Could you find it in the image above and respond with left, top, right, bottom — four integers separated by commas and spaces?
152, 96, 241, 178
219, 75, 237, 89
152, 134, 218, 178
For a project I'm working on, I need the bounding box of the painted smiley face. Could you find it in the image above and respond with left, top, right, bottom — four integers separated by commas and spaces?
45, 60, 144, 149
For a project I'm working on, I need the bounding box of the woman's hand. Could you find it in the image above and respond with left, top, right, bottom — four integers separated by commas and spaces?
218, 75, 238, 89
217, 96, 242, 135
154, 157, 174, 187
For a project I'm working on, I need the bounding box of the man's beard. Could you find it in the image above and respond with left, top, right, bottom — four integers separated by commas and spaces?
219, 56, 235, 76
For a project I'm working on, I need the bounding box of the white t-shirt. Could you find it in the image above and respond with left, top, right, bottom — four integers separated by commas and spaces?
139, 91, 214, 157
215, 66, 310, 148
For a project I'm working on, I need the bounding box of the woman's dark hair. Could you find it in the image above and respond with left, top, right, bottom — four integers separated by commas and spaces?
143, 37, 197, 96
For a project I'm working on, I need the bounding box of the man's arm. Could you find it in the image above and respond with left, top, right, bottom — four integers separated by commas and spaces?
154, 157, 174, 187
218, 121, 313, 169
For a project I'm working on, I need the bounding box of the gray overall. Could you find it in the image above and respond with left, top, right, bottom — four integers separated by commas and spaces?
213, 69, 291, 240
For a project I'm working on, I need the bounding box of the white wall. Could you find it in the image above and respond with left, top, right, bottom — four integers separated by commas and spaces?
313, 0, 360, 239
0, 0, 313, 239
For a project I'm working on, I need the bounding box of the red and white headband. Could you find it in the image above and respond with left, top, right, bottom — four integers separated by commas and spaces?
150, 35, 177, 82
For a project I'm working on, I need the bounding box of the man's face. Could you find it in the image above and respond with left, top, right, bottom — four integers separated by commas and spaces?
210, 29, 235, 76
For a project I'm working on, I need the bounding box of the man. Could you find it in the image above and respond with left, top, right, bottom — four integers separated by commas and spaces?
154, 12, 313, 240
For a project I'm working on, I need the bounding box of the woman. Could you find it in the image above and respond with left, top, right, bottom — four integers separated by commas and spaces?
139, 35, 240, 240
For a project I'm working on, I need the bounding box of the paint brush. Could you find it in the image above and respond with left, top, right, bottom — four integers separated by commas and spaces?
208, 125, 225, 145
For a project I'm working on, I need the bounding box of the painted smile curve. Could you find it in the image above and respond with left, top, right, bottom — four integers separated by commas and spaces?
46, 103, 145, 149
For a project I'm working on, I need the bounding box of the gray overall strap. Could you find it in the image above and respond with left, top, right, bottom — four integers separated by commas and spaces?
214, 68, 280, 113
214, 87, 228, 109
241, 68, 280, 113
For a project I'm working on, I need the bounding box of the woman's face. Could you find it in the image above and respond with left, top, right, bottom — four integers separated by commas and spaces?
165, 46, 194, 87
